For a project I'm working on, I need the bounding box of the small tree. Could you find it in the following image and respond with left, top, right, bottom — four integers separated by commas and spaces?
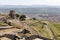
19, 15, 26, 21
32, 17, 36, 20
15, 14, 20, 18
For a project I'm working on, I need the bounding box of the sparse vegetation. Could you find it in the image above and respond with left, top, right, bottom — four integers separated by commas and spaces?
0, 22, 8, 26
19, 15, 26, 21
48, 21, 60, 40
15, 14, 20, 18
32, 17, 36, 20
0, 10, 60, 40
10, 22, 22, 29
22, 20, 60, 40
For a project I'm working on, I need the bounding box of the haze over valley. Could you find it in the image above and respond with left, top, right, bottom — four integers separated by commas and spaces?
0, 5, 60, 22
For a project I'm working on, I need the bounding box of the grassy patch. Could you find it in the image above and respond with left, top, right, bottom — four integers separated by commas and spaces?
0, 22, 8, 26
30, 23, 52, 38
49, 21, 60, 36
21, 20, 60, 39
11, 22, 22, 29
24, 20, 53, 38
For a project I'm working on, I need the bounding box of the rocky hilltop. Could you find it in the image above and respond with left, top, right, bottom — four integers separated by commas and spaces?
0, 10, 59, 40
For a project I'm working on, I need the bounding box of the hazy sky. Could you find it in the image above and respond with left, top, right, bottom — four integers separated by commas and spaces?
0, 0, 60, 6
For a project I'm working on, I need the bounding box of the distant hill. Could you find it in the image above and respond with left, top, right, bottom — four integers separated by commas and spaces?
0, 5, 60, 21
0, 5, 60, 15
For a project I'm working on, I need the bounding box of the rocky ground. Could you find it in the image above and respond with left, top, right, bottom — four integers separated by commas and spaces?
0, 14, 53, 40
0, 19, 53, 40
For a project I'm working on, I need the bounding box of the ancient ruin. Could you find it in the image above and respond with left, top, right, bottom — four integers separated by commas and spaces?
9, 10, 16, 19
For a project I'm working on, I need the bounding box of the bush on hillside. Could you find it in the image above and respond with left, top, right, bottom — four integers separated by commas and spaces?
19, 15, 26, 21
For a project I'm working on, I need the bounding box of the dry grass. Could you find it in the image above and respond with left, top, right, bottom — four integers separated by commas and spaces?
11, 22, 22, 29
22, 20, 53, 38
0, 22, 8, 26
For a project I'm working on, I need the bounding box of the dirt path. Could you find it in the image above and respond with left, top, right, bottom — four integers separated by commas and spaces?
0, 28, 20, 36
0, 26, 13, 29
